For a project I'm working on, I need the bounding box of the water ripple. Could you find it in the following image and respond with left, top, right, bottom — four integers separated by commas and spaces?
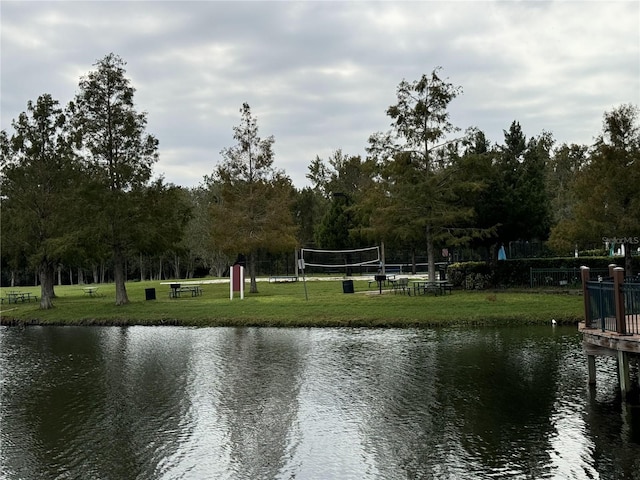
2, 326, 640, 479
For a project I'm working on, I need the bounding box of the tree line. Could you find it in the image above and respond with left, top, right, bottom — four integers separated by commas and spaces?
2, 55, 639, 308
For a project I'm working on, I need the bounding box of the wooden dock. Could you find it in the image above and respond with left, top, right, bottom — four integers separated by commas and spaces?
580, 265, 640, 402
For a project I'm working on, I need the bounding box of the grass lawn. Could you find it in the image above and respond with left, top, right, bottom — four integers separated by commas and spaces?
0, 278, 584, 328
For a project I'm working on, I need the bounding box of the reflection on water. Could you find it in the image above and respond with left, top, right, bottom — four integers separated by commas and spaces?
1, 326, 639, 479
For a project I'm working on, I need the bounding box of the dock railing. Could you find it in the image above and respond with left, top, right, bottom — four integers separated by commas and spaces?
530, 267, 610, 288
582, 265, 640, 335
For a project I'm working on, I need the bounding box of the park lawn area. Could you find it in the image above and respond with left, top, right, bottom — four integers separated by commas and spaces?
0, 278, 584, 328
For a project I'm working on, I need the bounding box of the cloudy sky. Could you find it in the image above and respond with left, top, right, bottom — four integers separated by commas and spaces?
2, 1, 638, 188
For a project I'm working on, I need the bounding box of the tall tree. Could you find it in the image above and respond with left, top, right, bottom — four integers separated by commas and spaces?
309, 150, 376, 249
133, 180, 193, 277
69, 53, 159, 305
0, 94, 79, 309
367, 68, 471, 280
210, 103, 297, 293
545, 143, 588, 229
292, 186, 327, 248
550, 104, 640, 272
183, 184, 232, 278
471, 122, 552, 260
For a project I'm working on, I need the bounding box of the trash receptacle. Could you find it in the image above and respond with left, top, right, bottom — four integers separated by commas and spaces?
145, 288, 156, 300
342, 280, 354, 294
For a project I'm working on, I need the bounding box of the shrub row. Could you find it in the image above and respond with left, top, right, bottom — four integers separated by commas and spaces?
447, 257, 640, 289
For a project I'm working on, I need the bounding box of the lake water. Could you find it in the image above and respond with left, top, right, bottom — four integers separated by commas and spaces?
1, 325, 639, 479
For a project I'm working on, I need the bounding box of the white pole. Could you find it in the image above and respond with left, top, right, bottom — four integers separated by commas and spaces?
240, 266, 244, 300
299, 257, 308, 300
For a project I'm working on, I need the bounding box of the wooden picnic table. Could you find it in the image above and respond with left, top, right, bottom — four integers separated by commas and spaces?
169, 283, 203, 298
389, 277, 410, 295
411, 280, 452, 296
4, 291, 37, 304
82, 286, 99, 297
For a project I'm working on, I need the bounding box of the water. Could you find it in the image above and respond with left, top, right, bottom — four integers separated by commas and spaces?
1, 325, 639, 480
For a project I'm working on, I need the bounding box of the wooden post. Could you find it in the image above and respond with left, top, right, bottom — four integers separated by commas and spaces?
581, 266, 591, 327
613, 267, 626, 334
587, 355, 597, 385
618, 350, 631, 397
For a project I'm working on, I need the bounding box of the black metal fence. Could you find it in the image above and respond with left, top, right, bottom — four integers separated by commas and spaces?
584, 275, 640, 334
530, 268, 610, 288
585, 280, 617, 331
622, 279, 640, 334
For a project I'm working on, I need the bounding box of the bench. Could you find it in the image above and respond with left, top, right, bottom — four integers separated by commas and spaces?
269, 276, 298, 283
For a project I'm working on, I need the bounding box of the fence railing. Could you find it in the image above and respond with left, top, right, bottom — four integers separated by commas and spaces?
585, 280, 617, 331
622, 280, 640, 334
530, 267, 610, 288
582, 266, 640, 335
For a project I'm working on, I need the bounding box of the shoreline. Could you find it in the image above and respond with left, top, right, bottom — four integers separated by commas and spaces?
0, 279, 585, 329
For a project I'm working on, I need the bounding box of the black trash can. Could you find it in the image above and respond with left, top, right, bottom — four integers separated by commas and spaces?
145, 288, 156, 300
342, 280, 354, 294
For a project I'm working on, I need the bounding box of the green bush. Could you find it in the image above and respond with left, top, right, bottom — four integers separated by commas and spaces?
448, 256, 640, 289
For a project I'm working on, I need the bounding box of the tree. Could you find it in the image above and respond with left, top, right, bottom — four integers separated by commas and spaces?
210, 103, 297, 293
182, 184, 232, 278
134, 180, 193, 278
367, 68, 472, 280
545, 143, 588, 228
309, 150, 376, 250
0, 94, 80, 309
292, 186, 327, 248
550, 104, 640, 272
470, 122, 552, 260
69, 53, 159, 305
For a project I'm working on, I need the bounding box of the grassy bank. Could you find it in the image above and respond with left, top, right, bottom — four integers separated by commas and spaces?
0, 278, 584, 328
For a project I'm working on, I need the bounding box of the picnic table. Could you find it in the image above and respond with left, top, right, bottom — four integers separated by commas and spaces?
389, 277, 410, 295
169, 283, 203, 298
4, 291, 37, 304
82, 286, 99, 297
411, 280, 453, 296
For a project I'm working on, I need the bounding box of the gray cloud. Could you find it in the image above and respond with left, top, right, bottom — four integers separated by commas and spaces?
2, 1, 638, 188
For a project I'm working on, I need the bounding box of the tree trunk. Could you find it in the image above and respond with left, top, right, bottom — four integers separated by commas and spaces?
489, 243, 498, 266
39, 262, 55, 309
173, 253, 180, 279
625, 244, 633, 277
426, 224, 436, 282
140, 253, 145, 282
113, 247, 129, 305
411, 249, 417, 275
249, 251, 258, 294
44, 266, 56, 299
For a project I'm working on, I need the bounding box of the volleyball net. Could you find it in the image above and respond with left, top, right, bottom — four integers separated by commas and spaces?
300, 246, 381, 269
